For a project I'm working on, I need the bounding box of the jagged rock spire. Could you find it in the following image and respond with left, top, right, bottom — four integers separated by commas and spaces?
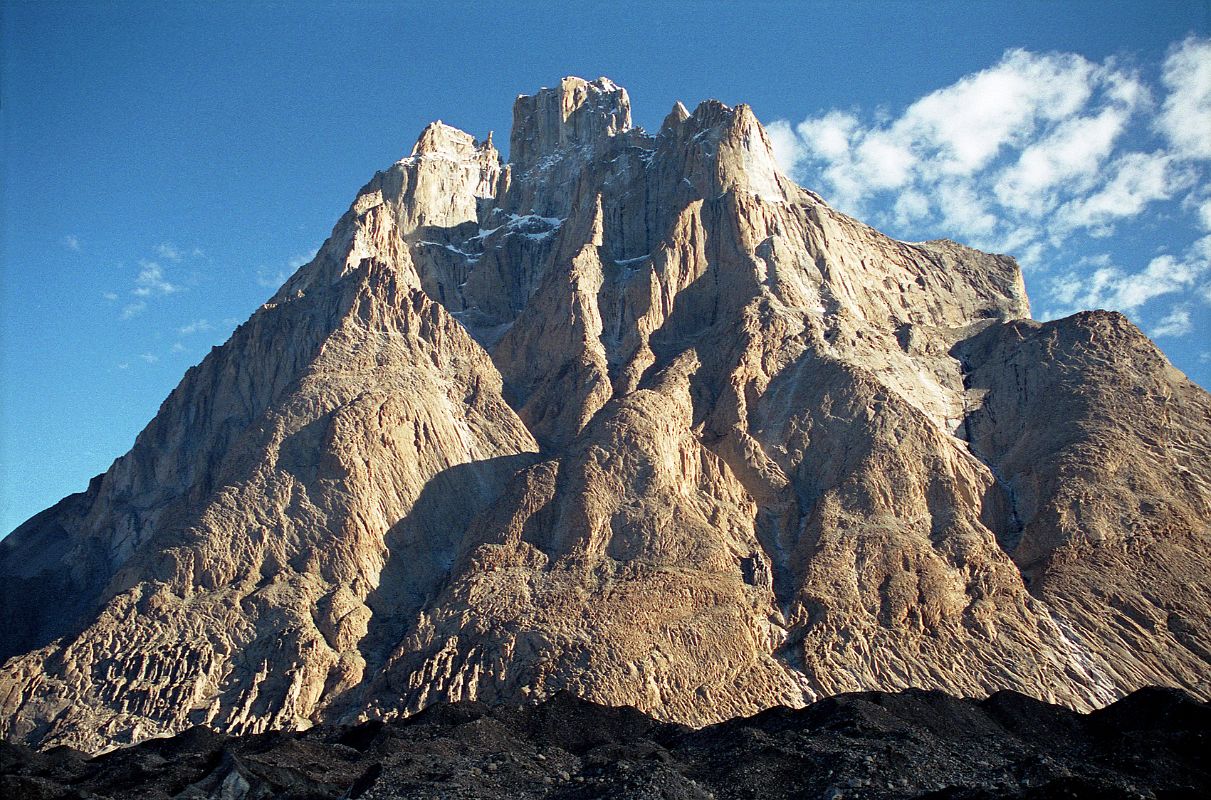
411, 120, 494, 160
1, 77, 1209, 756
509, 76, 631, 172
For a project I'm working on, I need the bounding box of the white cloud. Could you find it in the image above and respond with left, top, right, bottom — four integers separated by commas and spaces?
769, 41, 1210, 252
1194, 197, 1211, 232
785, 47, 1116, 213
1157, 36, 1211, 161
766, 119, 805, 175
892, 189, 930, 229
63, 235, 81, 251
993, 105, 1133, 214
1152, 305, 1193, 337
156, 242, 183, 262
113, 245, 193, 318
116, 361, 130, 370
898, 49, 1099, 177
1194, 234, 1211, 261
1052, 151, 1190, 236
798, 111, 857, 163
794, 48, 1114, 205
1045, 247, 1209, 317
178, 319, 212, 335
936, 180, 999, 241
1014, 241, 1047, 270
133, 260, 179, 296
853, 131, 914, 189
1111, 257, 1192, 309
770, 36, 1211, 349
140, 352, 160, 364
171, 342, 187, 353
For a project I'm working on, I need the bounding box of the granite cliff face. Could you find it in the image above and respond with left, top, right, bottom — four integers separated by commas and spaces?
2, 77, 1209, 753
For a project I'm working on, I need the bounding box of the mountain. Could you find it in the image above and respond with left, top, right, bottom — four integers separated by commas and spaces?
2, 77, 1209, 754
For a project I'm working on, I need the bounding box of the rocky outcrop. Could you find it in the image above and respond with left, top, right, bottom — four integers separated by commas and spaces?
2, 76, 1209, 753
3, 688, 1208, 800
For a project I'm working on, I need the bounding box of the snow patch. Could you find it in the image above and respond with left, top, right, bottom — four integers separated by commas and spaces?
468, 226, 503, 242
507, 213, 565, 229
416, 241, 480, 262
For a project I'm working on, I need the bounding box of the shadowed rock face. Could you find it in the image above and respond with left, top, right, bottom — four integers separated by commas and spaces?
2, 687, 1208, 799
2, 75, 1209, 754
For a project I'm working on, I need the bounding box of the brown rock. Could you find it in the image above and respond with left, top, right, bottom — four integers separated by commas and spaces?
2, 77, 1208, 753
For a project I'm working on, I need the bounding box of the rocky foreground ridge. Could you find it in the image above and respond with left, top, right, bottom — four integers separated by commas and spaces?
4, 687, 1209, 799
2, 77, 1210, 754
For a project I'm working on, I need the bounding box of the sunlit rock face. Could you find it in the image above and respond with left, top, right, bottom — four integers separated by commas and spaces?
2, 76, 1209, 753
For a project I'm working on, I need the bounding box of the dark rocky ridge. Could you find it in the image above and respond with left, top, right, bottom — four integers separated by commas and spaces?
3, 687, 1207, 799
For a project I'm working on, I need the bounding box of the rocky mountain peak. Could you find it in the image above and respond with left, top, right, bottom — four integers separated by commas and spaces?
410, 120, 496, 162
662, 100, 691, 129
654, 98, 790, 202
2, 77, 1209, 755
509, 76, 632, 173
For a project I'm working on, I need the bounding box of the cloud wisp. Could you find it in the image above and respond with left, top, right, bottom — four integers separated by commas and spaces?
110, 242, 203, 322
769, 36, 1211, 342
1153, 305, 1194, 338
133, 261, 180, 296
113, 243, 305, 369
1156, 36, 1211, 161
177, 319, 212, 336
107, 241, 202, 368
155, 242, 184, 262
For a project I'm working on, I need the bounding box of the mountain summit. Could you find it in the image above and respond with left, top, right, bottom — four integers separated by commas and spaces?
3, 77, 1209, 753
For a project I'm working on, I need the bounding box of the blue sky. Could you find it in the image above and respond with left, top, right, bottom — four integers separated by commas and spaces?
2, 0, 1209, 534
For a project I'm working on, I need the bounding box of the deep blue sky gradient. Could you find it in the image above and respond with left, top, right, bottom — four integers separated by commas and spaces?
3, 1, 1209, 533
